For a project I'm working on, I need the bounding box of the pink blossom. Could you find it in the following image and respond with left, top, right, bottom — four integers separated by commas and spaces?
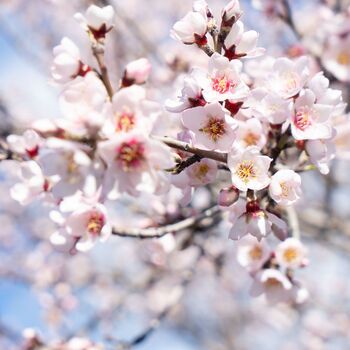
228, 147, 272, 191
235, 118, 267, 151
291, 89, 333, 140
218, 185, 239, 207
51, 37, 87, 84
7, 129, 42, 158
269, 169, 302, 206
275, 238, 308, 269
182, 102, 237, 151
192, 53, 249, 102
305, 138, 336, 174
222, 0, 242, 25
98, 132, 174, 197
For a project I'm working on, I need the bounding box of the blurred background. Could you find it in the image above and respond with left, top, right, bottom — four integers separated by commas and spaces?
1, 0, 350, 349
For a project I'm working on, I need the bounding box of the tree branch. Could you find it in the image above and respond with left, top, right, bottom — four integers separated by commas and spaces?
112, 205, 221, 239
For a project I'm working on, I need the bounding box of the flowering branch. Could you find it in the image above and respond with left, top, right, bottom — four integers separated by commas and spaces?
112, 205, 221, 239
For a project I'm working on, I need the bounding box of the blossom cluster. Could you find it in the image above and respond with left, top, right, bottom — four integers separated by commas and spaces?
5, 0, 348, 305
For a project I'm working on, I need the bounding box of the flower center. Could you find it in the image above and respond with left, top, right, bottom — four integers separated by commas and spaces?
115, 111, 135, 132
194, 163, 210, 180
199, 117, 226, 142
281, 72, 299, 93
116, 140, 145, 171
243, 132, 259, 146
294, 108, 313, 130
265, 277, 281, 287
249, 245, 263, 260
236, 161, 256, 183
283, 247, 298, 263
280, 182, 289, 197
337, 52, 350, 66
212, 76, 234, 94
87, 211, 105, 236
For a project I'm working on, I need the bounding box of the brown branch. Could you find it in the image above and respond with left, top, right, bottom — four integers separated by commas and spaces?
92, 44, 114, 100
169, 154, 202, 174
112, 205, 221, 239
154, 136, 227, 164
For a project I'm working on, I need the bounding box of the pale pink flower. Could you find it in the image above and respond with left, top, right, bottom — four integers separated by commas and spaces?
308, 72, 346, 117
250, 268, 293, 304
59, 72, 108, 136
171, 11, 208, 45
51, 195, 111, 252
74, 5, 114, 38
269, 169, 302, 206
291, 89, 333, 140
275, 238, 308, 269
102, 86, 159, 137
182, 102, 237, 151
227, 197, 246, 224
228, 147, 271, 191
172, 158, 217, 206
224, 21, 265, 59
322, 35, 350, 82
236, 235, 271, 273
249, 88, 292, 125
218, 185, 239, 207
192, 53, 249, 102
51, 37, 88, 84
229, 205, 271, 241
305, 138, 336, 174
124, 58, 151, 85
7, 129, 42, 158
266, 56, 309, 98
38, 139, 92, 198
235, 118, 267, 151
165, 76, 205, 113
98, 132, 174, 197
10, 161, 51, 205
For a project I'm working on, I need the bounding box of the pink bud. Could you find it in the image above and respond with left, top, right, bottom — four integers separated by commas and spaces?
222, 0, 242, 25
218, 186, 239, 207
124, 58, 151, 85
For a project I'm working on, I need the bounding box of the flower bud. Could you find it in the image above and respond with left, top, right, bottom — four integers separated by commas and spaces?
222, 0, 242, 26
218, 186, 240, 207
75, 5, 115, 39
123, 58, 151, 86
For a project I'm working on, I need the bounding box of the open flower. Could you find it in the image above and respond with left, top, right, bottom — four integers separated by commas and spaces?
51, 37, 89, 84
228, 147, 272, 191
75, 5, 115, 39
51, 194, 111, 252
102, 86, 159, 137
250, 269, 293, 304
98, 132, 173, 197
235, 118, 267, 151
182, 102, 237, 151
38, 139, 92, 198
266, 56, 309, 98
275, 238, 308, 269
192, 53, 249, 102
224, 21, 264, 59
236, 235, 271, 273
291, 89, 333, 140
269, 169, 302, 206
171, 11, 208, 45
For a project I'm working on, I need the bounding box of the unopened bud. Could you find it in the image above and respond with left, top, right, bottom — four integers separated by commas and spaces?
218, 186, 239, 207
222, 0, 242, 26
123, 58, 151, 86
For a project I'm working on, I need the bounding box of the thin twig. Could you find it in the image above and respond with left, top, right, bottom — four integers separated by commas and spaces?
112, 205, 221, 239
154, 136, 227, 164
92, 44, 114, 99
